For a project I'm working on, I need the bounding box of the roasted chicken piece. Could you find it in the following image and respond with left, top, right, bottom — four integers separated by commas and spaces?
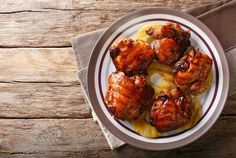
146, 23, 191, 65
105, 71, 154, 121
154, 38, 180, 65
110, 38, 155, 76
150, 88, 193, 132
173, 47, 212, 95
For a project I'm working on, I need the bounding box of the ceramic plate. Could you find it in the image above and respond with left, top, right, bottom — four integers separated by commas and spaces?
87, 8, 229, 150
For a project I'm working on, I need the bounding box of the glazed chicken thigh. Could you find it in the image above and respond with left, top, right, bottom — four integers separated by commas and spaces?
150, 88, 193, 132
146, 23, 191, 65
110, 38, 155, 76
105, 71, 154, 121
153, 38, 180, 65
173, 47, 212, 95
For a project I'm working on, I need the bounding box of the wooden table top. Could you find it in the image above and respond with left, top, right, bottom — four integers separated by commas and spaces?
0, 0, 235, 157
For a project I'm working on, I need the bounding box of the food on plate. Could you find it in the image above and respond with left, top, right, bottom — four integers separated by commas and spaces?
110, 38, 155, 76
146, 22, 190, 40
104, 71, 154, 121
146, 23, 191, 65
189, 71, 213, 96
132, 94, 201, 137
135, 23, 161, 43
153, 38, 181, 65
104, 22, 213, 138
146, 60, 176, 95
179, 96, 202, 131
131, 110, 161, 138
173, 47, 212, 95
150, 88, 193, 132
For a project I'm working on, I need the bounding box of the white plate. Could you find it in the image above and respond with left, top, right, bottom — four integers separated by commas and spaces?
87, 8, 229, 150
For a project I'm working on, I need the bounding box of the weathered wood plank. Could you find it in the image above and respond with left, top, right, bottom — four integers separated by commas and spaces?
223, 95, 236, 115
0, 82, 90, 118
0, 48, 77, 82
0, 118, 108, 153
0, 0, 214, 47
0, 0, 215, 12
0, 116, 235, 157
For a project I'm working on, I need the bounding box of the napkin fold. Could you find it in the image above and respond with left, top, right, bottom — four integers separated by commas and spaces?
71, 0, 236, 149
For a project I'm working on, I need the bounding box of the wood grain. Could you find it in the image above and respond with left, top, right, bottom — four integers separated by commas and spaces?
0, 0, 235, 157
0, 0, 215, 47
0, 118, 108, 153
0, 116, 235, 157
223, 95, 236, 115
0, 82, 91, 118
0, 48, 77, 82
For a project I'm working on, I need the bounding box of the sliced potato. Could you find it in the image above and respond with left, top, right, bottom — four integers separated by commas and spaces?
135, 24, 161, 43
147, 60, 176, 95
131, 111, 160, 138
149, 60, 173, 74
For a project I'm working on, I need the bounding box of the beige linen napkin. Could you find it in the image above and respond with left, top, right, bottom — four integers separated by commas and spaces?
71, 0, 236, 149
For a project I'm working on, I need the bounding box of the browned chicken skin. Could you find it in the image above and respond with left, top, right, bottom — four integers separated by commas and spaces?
154, 38, 180, 65
110, 38, 155, 76
173, 47, 212, 95
105, 71, 154, 121
150, 88, 193, 132
146, 23, 191, 65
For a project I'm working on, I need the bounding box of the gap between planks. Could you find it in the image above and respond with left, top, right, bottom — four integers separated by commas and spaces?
0, 46, 72, 48
0, 114, 235, 120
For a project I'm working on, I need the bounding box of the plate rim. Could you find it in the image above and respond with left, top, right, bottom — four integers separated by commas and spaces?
87, 7, 229, 150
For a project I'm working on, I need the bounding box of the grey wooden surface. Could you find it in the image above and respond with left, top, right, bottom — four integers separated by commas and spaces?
0, 0, 235, 157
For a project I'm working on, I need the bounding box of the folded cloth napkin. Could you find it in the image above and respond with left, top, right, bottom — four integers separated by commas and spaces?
71, 0, 236, 149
